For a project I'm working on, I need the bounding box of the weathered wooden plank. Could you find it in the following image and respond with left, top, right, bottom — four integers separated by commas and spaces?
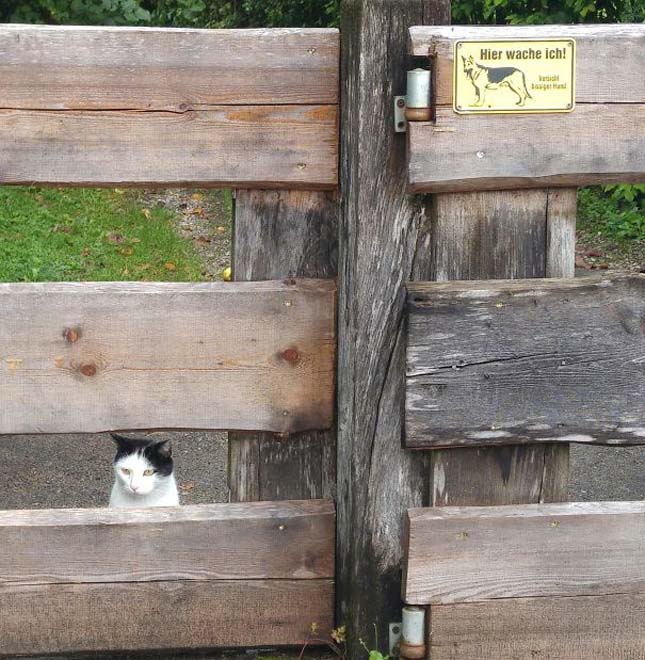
229, 190, 337, 504
0, 105, 338, 189
408, 104, 645, 193
0, 279, 335, 434
428, 189, 571, 507
0, 25, 339, 108
403, 500, 645, 604
0, 578, 334, 655
336, 0, 449, 655
0, 500, 334, 585
409, 24, 645, 105
430, 593, 645, 660
406, 275, 645, 448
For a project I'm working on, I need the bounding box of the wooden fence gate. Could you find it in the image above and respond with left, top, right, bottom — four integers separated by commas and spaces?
400, 23, 645, 659
0, 24, 338, 656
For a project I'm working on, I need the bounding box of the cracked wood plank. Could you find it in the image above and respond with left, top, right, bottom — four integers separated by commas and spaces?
0, 25, 339, 108
0, 279, 335, 434
0, 105, 338, 189
403, 500, 645, 604
406, 275, 645, 448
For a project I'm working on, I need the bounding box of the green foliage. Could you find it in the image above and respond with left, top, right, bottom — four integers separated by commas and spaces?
1, 0, 150, 25
0, 187, 203, 282
578, 185, 645, 242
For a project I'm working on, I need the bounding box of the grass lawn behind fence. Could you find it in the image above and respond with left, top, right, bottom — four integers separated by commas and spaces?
0, 187, 204, 282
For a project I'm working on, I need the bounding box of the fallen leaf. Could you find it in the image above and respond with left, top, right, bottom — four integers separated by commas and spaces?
193, 206, 205, 216
216, 226, 226, 234
575, 255, 592, 270
142, 208, 151, 219
165, 262, 177, 271
107, 232, 124, 244
598, 262, 609, 270
179, 481, 196, 493
120, 247, 133, 256
196, 236, 211, 245
131, 237, 142, 244
191, 193, 203, 201
584, 249, 603, 258
222, 266, 232, 281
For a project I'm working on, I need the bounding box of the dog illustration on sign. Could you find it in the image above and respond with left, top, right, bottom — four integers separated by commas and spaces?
461, 55, 532, 107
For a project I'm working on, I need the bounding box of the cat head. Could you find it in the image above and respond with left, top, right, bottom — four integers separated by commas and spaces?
111, 433, 173, 496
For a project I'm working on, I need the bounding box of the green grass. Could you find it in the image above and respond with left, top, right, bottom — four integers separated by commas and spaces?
0, 187, 204, 282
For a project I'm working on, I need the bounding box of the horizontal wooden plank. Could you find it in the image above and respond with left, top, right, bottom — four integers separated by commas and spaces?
0, 500, 334, 585
0, 279, 335, 434
405, 275, 645, 448
403, 500, 645, 604
0, 105, 338, 189
0, 578, 334, 655
407, 104, 645, 192
409, 24, 645, 105
0, 25, 339, 108
431, 593, 645, 660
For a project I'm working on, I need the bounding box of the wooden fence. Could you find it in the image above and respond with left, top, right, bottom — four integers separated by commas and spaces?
0, 23, 339, 657
1, 12, 645, 660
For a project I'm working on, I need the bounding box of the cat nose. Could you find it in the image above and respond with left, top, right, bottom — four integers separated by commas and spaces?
131, 484, 139, 492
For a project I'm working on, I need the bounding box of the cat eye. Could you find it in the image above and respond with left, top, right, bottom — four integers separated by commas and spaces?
121, 468, 131, 476
143, 469, 155, 476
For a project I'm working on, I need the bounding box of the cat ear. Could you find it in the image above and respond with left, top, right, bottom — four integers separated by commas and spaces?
111, 433, 130, 448
155, 440, 172, 458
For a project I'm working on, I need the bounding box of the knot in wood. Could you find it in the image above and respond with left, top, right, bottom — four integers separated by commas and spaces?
63, 327, 80, 343
281, 347, 300, 364
80, 363, 97, 377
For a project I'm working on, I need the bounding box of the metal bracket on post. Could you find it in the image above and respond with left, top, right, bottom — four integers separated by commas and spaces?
394, 97, 407, 133
389, 622, 402, 656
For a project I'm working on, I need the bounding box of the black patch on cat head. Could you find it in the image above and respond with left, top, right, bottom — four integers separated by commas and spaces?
111, 434, 174, 477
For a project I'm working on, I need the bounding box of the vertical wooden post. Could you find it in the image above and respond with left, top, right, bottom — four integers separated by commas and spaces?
228, 190, 337, 502
429, 189, 576, 508
337, 1, 450, 655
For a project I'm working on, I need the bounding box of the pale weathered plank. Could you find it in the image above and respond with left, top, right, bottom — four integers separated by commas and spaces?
0, 105, 338, 188
403, 500, 645, 604
408, 104, 645, 192
229, 190, 337, 504
0, 578, 334, 655
0, 500, 334, 585
0, 25, 339, 108
406, 275, 645, 448
431, 593, 645, 660
409, 24, 645, 105
0, 279, 335, 434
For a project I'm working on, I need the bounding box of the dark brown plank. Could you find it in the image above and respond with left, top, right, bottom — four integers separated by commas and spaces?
0, 500, 334, 585
336, 0, 450, 655
403, 501, 645, 604
406, 275, 645, 448
408, 104, 645, 193
0, 105, 338, 189
0, 279, 335, 434
0, 578, 334, 656
0, 25, 339, 108
409, 24, 645, 105
431, 593, 645, 660
229, 190, 337, 504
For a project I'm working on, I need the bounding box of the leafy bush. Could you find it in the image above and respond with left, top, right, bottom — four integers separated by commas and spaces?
578, 185, 645, 241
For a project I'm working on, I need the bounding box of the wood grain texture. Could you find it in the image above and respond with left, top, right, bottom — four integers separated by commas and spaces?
229, 190, 337, 504
0, 279, 335, 434
429, 190, 571, 508
403, 500, 645, 604
430, 593, 645, 660
406, 275, 645, 448
0, 105, 338, 189
409, 24, 645, 105
0, 25, 339, 109
337, 0, 449, 655
408, 104, 645, 193
0, 578, 334, 655
0, 500, 334, 585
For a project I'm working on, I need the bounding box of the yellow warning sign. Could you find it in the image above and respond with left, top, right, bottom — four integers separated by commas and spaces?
453, 39, 575, 114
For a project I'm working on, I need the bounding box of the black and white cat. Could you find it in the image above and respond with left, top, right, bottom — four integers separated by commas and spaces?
109, 434, 179, 508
